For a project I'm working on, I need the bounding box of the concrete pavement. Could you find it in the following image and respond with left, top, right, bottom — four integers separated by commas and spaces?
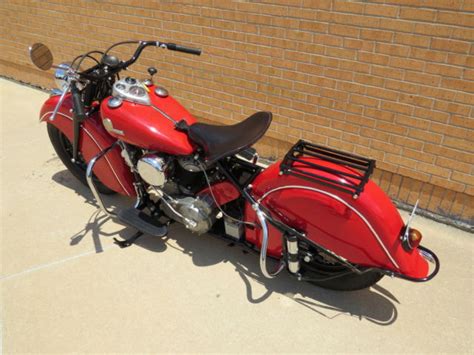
1, 77, 473, 353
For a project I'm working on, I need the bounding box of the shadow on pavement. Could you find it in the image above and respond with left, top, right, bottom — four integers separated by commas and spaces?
53, 170, 399, 326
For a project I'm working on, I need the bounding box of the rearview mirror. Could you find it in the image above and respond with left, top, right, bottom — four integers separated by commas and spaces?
29, 43, 53, 70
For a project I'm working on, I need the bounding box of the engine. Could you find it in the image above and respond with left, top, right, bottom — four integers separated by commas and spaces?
135, 153, 217, 235
159, 193, 216, 235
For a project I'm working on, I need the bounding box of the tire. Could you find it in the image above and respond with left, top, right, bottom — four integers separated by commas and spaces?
47, 123, 116, 195
301, 251, 384, 291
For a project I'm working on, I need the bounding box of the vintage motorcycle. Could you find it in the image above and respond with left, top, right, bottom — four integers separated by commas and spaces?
29, 40, 439, 291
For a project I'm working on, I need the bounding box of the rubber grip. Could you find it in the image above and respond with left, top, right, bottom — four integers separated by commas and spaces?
167, 43, 201, 55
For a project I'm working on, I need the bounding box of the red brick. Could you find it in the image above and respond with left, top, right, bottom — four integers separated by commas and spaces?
360, 28, 393, 42
400, 7, 436, 21
385, 79, 419, 94
333, 0, 365, 13
299, 21, 328, 33
376, 43, 411, 57
437, 11, 474, 27
443, 137, 474, 153
414, 23, 453, 37
394, 33, 431, 48
364, 4, 399, 18
329, 23, 360, 38
436, 157, 472, 174
359, 52, 390, 66
425, 63, 463, 78
431, 38, 471, 54
389, 57, 424, 71
449, 115, 474, 129
381, 101, 414, 115
390, 135, 424, 150
442, 78, 474, 93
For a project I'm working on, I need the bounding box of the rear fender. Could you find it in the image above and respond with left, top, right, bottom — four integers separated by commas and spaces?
40, 94, 135, 196
245, 160, 429, 279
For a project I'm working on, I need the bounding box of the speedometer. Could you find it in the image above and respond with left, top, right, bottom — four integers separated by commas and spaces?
129, 85, 146, 97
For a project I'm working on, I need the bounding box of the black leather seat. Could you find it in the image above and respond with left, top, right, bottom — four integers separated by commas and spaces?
188, 111, 272, 162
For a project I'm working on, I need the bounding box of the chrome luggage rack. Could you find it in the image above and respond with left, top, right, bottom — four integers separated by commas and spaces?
280, 140, 375, 199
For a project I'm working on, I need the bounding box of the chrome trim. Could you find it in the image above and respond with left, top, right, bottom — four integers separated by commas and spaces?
254, 204, 286, 278
86, 144, 118, 218
419, 247, 435, 264
102, 118, 124, 135
150, 104, 177, 125
50, 88, 63, 97
49, 85, 70, 122
39, 111, 133, 196
137, 154, 168, 186
54, 62, 74, 91
112, 78, 151, 105
154, 86, 169, 98
107, 97, 123, 109
257, 185, 400, 270
401, 199, 419, 248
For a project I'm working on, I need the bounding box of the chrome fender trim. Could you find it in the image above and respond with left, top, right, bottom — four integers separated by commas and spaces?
40, 111, 133, 196
257, 185, 400, 270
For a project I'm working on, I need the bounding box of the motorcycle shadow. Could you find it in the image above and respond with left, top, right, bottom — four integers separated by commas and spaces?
138, 223, 400, 326
54, 170, 399, 325
52, 170, 136, 252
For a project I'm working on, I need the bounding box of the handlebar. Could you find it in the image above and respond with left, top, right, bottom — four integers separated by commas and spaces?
119, 40, 201, 70
75, 40, 201, 81
165, 43, 202, 56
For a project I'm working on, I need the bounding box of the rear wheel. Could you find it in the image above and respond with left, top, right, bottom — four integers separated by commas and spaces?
301, 246, 384, 291
47, 123, 116, 194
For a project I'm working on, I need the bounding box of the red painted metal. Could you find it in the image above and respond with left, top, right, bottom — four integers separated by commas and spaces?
245, 158, 429, 279
40, 92, 429, 279
198, 181, 240, 206
100, 86, 197, 155
40, 94, 136, 196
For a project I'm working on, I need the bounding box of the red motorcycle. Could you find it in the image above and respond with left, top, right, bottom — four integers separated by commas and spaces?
29, 40, 439, 291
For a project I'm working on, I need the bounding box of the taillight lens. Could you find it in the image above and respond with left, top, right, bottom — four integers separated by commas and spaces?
401, 228, 423, 251
408, 228, 422, 248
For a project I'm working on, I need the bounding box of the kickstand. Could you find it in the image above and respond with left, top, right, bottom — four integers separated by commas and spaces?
114, 231, 144, 248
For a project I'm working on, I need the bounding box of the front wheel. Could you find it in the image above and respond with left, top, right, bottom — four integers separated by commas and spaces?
47, 123, 116, 194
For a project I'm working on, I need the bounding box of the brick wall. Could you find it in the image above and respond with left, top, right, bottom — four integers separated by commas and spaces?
1, 0, 473, 225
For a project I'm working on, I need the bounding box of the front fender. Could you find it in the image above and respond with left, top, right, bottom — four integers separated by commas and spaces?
245, 160, 429, 279
40, 94, 135, 196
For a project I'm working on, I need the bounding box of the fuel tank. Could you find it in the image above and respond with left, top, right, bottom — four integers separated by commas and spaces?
100, 85, 197, 155
245, 158, 429, 279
